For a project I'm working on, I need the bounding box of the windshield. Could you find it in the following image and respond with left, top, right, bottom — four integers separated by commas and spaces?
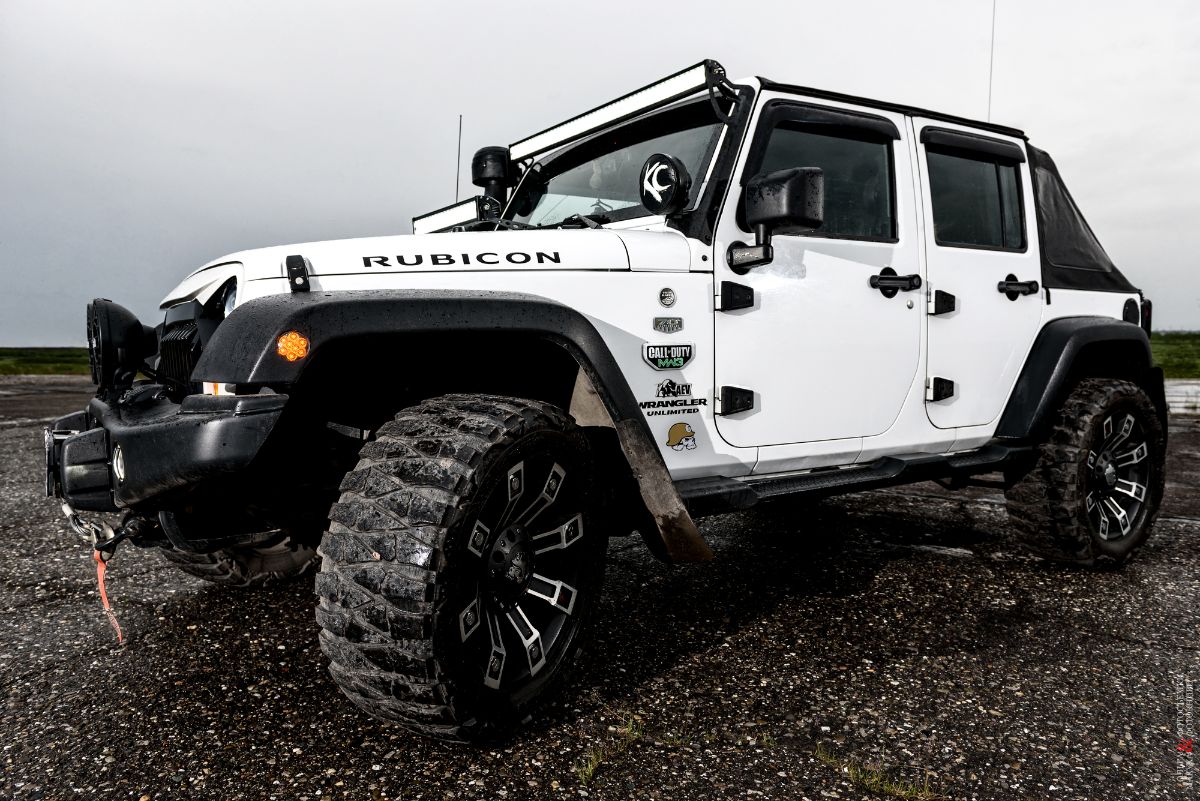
508, 101, 723, 227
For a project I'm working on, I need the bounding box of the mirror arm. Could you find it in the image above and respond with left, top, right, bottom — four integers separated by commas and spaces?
727, 222, 774, 275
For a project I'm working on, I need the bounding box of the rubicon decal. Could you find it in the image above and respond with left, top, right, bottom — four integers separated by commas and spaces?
642, 343, 694, 370
362, 251, 562, 268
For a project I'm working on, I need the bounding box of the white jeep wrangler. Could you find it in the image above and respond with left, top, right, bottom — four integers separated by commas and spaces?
47, 60, 1166, 740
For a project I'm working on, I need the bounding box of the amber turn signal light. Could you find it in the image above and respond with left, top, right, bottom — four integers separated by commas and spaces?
276, 331, 310, 362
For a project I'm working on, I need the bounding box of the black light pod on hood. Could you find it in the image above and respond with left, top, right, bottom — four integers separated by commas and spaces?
86, 298, 157, 400
471, 146, 514, 209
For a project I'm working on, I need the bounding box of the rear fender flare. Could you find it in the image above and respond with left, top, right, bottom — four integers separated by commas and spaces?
995, 316, 1164, 441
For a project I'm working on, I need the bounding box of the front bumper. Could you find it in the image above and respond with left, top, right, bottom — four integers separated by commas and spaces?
47, 390, 287, 512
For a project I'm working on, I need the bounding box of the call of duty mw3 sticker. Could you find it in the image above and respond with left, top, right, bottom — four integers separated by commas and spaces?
642, 343, 694, 370
653, 317, 684, 334
659, 288, 677, 308
665, 422, 697, 451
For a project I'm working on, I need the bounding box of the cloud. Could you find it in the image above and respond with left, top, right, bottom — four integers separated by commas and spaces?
1, 0, 1197, 346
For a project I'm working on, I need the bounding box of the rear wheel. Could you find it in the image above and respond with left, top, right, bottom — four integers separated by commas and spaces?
1004, 378, 1165, 567
315, 394, 607, 740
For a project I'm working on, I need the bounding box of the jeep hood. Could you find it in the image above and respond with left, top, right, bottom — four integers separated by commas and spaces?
160, 229, 691, 308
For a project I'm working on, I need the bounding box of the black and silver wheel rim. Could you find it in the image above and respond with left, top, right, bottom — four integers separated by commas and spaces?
1085, 411, 1153, 542
454, 445, 591, 698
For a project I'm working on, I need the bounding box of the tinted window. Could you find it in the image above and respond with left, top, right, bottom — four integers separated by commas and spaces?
758, 124, 894, 240
927, 150, 1024, 249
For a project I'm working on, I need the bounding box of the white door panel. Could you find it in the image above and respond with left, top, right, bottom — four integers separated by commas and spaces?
715, 240, 922, 446
913, 118, 1045, 430
714, 94, 923, 450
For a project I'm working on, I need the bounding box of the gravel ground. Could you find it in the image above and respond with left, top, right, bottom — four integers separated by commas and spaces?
2, 376, 1198, 800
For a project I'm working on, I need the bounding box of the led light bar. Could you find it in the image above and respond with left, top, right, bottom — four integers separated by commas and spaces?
413, 195, 501, 235
509, 60, 725, 161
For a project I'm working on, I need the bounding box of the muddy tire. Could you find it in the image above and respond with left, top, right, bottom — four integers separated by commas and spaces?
1004, 378, 1165, 568
315, 394, 607, 741
160, 536, 318, 587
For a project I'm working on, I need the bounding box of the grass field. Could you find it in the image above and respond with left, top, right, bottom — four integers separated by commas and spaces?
1, 334, 1198, 378
1151, 332, 1200, 380
0, 348, 91, 376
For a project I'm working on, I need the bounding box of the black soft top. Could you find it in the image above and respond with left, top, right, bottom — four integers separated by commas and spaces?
1026, 145, 1135, 293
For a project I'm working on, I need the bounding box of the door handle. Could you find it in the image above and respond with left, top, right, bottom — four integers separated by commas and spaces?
869, 268, 922, 298
997, 274, 1040, 300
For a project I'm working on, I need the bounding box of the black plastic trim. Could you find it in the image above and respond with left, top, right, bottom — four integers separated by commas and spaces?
678, 444, 1032, 517
758, 78, 1026, 139
58, 394, 287, 510
920, 127, 1026, 163
194, 290, 647, 430
995, 317, 1156, 440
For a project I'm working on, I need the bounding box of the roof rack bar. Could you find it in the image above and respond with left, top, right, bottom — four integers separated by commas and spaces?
509, 60, 727, 161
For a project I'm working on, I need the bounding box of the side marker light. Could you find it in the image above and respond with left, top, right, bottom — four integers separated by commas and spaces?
276, 331, 310, 362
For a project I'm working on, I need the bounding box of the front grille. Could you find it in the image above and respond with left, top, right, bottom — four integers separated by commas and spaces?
158, 321, 200, 393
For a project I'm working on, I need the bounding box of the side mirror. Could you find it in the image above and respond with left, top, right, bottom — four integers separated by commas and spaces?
728, 167, 824, 273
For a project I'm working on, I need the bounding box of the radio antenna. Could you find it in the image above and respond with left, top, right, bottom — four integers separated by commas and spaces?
455, 114, 463, 203
986, 0, 998, 121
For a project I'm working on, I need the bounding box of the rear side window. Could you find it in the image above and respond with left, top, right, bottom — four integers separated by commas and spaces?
757, 124, 895, 240
926, 150, 1024, 249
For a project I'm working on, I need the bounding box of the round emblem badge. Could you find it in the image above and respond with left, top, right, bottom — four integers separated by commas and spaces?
639, 153, 692, 216
659, 288, 677, 308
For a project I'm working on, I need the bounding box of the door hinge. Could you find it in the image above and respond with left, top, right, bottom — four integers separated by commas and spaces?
717, 281, 754, 311
285, 255, 312, 293
926, 377, 955, 402
928, 289, 956, 315
717, 386, 754, 415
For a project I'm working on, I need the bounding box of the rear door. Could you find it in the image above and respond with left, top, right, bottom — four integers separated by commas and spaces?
913, 122, 1044, 429
713, 97, 923, 448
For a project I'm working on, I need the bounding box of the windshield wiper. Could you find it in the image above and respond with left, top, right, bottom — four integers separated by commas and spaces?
549, 213, 610, 229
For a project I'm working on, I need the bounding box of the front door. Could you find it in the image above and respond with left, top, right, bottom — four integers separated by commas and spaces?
912, 120, 1044, 429
713, 97, 923, 448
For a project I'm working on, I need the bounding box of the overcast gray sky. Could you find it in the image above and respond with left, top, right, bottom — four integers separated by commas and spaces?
2, 0, 1198, 345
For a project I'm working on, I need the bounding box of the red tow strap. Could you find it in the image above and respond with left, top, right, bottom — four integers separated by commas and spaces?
93, 550, 124, 645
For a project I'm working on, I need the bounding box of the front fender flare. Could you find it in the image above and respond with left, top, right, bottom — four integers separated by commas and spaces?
195, 289, 713, 562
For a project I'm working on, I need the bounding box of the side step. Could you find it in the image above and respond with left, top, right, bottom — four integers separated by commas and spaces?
674, 444, 1032, 517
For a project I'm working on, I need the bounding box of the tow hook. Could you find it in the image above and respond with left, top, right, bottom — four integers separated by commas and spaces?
62, 503, 140, 645
62, 502, 123, 552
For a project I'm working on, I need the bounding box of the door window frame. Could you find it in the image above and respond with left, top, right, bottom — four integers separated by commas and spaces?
737, 100, 901, 244
920, 126, 1029, 254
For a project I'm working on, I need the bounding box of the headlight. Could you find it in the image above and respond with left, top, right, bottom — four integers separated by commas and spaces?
221, 281, 238, 318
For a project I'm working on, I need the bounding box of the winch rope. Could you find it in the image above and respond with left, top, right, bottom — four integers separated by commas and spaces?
93, 549, 124, 645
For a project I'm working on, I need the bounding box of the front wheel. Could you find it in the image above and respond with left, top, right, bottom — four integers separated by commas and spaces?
315, 394, 607, 740
1004, 378, 1166, 568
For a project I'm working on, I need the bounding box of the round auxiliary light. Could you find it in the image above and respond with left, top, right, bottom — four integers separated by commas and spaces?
276, 331, 310, 362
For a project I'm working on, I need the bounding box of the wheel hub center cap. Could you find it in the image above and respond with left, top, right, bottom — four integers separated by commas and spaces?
487, 525, 533, 601
1102, 462, 1118, 488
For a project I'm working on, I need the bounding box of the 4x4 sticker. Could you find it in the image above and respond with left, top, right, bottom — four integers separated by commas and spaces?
665, 422, 697, 451
653, 317, 683, 334
643, 343, 694, 370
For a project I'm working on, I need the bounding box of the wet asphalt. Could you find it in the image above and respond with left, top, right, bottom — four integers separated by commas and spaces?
1, 375, 1198, 801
